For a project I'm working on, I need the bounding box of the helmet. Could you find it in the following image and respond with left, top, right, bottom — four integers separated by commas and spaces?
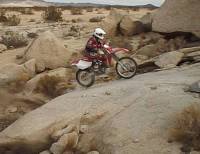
93, 28, 106, 40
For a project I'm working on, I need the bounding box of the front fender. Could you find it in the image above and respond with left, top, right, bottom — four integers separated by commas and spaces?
112, 48, 129, 54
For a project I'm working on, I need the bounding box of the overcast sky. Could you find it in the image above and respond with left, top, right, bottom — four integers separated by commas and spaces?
45, 0, 165, 6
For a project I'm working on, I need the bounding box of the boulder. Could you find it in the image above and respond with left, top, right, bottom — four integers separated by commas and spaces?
0, 43, 7, 53
23, 59, 36, 77
155, 51, 184, 68
119, 15, 144, 36
24, 31, 72, 72
63, 151, 74, 154
152, 0, 200, 38
39, 150, 51, 154
188, 81, 200, 93
0, 63, 29, 86
140, 13, 152, 32
51, 124, 77, 141
136, 44, 159, 58
50, 132, 79, 154
100, 9, 128, 36
87, 151, 99, 154
25, 67, 72, 93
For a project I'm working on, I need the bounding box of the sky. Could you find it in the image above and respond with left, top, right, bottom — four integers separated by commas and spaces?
45, 0, 165, 6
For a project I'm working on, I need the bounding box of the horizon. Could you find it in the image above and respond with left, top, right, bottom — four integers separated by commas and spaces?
44, 0, 165, 6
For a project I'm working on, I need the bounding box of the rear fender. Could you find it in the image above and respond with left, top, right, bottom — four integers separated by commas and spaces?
72, 60, 92, 70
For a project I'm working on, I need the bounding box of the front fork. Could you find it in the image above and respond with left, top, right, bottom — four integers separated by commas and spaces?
112, 53, 129, 71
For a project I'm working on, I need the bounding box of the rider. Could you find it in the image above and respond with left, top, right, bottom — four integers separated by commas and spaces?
84, 28, 111, 68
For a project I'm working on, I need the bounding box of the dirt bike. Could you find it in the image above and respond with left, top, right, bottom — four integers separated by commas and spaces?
71, 44, 138, 87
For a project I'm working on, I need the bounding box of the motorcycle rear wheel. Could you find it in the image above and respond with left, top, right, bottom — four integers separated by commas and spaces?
116, 57, 137, 79
76, 69, 95, 87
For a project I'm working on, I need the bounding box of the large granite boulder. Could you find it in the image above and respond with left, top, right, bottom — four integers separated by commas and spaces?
0, 64, 200, 154
152, 0, 200, 38
24, 31, 72, 72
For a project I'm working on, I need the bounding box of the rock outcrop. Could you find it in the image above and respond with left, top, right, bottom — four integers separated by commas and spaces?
0, 44, 7, 53
0, 59, 36, 86
152, 0, 200, 38
100, 9, 128, 36
155, 51, 184, 69
119, 15, 144, 36
24, 31, 72, 72
0, 63, 199, 154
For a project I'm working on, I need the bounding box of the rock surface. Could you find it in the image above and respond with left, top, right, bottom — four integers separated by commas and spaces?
24, 31, 72, 72
188, 81, 200, 93
137, 44, 159, 58
25, 67, 72, 93
0, 63, 32, 86
0, 64, 200, 153
120, 15, 144, 36
100, 9, 127, 36
152, 0, 200, 38
0, 44, 7, 53
155, 51, 184, 68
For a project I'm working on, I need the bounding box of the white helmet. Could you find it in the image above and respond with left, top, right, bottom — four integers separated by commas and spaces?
93, 28, 106, 40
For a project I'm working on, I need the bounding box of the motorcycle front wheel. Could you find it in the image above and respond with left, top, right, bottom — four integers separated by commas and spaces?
116, 57, 137, 79
76, 69, 95, 87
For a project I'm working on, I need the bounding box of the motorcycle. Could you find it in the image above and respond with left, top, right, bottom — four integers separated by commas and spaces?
71, 44, 138, 87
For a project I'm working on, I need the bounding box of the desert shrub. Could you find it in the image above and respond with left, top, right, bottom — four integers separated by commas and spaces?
0, 9, 7, 22
70, 8, 83, 15
4, 15, 21, 26
36, 75, 75, 98
71, 18, 83, 23
132, 7, 140, 11
89, 16, 104, 22
19, 8, 34, 15
85, 7, 93, 12
42, 6, 63, 22
169, 104, 200, 152
1, 31, 28, 48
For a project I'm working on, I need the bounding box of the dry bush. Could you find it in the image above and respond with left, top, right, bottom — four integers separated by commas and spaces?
71, 18, 83, 23
85, 7, 93, 12
89, 16, 104, 22
4, 15, 21, 26
0, 9, 7, 22
132, 7, 140, 11
42, 6, 63, 22
169, 104, 200, 152
70, 8, 83, 15
1, 31, 28, 48
36, 75, 75, 98
19, 8, 34, 15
